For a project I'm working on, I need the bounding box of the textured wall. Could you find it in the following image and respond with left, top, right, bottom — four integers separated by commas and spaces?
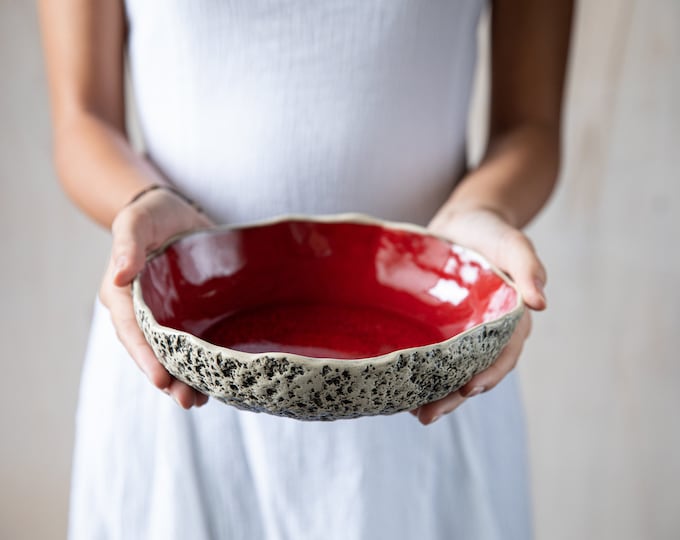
0, 3, 110, 540
1, 1, 678, 539
521, 1, 680, 538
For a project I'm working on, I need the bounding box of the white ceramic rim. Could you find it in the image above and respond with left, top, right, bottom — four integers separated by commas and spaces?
132, 212, 525, 366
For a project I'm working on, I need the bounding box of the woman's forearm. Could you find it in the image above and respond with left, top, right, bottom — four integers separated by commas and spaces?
435, 0, 572, 231
38, 0, 161, 229
433, 123, 560, 230
52, 113, 164, 229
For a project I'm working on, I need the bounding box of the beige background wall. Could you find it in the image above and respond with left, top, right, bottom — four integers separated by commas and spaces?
520, 1, 679, 538
1, 1, 678, 539
1, 3, 110, 539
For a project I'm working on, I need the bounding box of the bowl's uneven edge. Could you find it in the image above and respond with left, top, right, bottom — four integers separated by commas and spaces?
132, 213, 525, 420
135, 305, 522, 421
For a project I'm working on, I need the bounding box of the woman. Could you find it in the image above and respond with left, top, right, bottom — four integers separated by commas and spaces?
39, 1, 572, 538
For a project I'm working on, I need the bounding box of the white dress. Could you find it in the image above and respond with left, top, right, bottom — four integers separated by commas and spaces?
69, 1, 532, 539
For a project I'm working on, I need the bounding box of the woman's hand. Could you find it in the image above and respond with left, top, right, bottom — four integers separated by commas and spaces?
99, 187, 214, 409
410, 208, 547, 425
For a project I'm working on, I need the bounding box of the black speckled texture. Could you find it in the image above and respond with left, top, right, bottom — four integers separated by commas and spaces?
134, 299, 522, 421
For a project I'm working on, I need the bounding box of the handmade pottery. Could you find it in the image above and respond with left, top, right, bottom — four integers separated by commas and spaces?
133, 214, 523, 420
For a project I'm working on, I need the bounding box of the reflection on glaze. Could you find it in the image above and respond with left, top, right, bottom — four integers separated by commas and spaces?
139, 220, 517, 359
427, 279, 469, 306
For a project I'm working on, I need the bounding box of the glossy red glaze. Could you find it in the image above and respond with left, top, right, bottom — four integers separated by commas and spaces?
139, 220, 518, 359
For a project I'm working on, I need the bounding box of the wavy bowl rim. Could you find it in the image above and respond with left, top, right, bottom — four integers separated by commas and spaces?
132, 212, 525, 367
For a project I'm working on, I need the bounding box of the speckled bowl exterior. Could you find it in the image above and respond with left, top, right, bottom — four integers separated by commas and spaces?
133, 214, 524, 421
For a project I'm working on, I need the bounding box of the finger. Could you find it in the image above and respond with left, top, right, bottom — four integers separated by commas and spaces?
168, 379, 197, 409
497, 230, 547, 311
102, 262, 173, 390
415, 391, 466, 425
111, 209, 154, 287
195, 393, 210, 407
459, 311, 531, 396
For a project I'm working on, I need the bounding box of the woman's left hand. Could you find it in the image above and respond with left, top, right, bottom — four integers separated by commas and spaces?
410, 208, 547, 425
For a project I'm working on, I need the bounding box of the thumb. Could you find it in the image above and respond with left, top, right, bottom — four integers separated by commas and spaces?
498, 230, 547, 311
110, 209, 153, 287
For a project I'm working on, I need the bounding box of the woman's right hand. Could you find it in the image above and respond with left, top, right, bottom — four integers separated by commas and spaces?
99, 186, 214, 409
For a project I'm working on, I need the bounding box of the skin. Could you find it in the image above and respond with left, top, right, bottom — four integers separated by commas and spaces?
38, 0, 573, 416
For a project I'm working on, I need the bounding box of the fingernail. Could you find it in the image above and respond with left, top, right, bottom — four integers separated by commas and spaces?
428, 415, 441, 425
533, 278, 547, 306
115, 255, 128, 271
465, 386, 485, 398
534, 278, 545, 295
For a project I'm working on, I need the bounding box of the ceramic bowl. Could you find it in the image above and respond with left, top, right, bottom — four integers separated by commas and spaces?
133, 214, 523, 420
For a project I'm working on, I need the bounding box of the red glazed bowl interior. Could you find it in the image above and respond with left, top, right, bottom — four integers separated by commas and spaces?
138, 219, 519, 359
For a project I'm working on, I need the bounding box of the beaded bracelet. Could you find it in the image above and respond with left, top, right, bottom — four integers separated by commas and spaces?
127, 184, 204, 214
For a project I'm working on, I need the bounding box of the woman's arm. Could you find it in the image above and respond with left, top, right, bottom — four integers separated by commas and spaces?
433, 0, 574, 276
38, 0, 164, 228
413, 0, 574, 424
38, 0, 210, 408
444, 0, 574, 228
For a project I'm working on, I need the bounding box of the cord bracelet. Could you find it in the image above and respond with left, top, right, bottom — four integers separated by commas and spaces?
127, 184, 204, 214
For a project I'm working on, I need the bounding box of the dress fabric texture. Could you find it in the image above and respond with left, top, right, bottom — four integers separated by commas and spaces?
69, 1, 532, 539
